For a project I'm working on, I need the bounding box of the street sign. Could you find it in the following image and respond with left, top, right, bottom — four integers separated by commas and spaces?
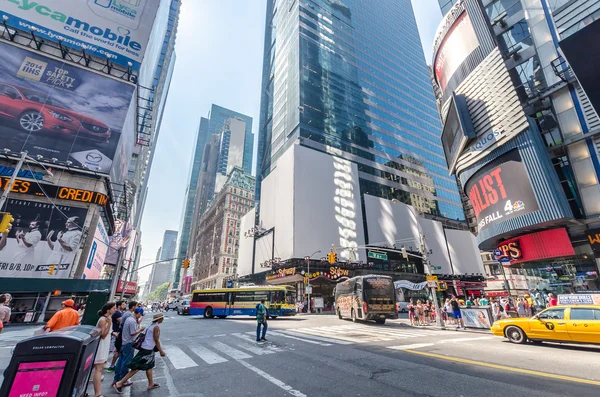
431, 265, 442, 270
493, 249, 502, 258
426, 275, 438, 288
226, 280, 233, 288
499, 257, 511, 263
368, 251, 388, 260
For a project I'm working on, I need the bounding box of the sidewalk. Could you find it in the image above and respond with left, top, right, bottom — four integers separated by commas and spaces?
393, 318, 492, 334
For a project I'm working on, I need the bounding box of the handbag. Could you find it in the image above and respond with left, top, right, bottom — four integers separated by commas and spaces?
132, 330, 146, 350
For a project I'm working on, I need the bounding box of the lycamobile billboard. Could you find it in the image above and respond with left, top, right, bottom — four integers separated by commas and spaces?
1, 0, 160, 72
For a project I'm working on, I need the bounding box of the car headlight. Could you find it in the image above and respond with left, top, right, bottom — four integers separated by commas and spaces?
48, 110, 73, 122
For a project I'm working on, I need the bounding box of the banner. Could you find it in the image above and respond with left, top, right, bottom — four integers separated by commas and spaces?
0, 42, 135, 174
465, 149, 539, 231
104, 218, 131, 265
460, 307, 492, 329
82, 217, 109, 279
0, 199, 88, 278
0, 0, 160, 71
394, 280, 428, 291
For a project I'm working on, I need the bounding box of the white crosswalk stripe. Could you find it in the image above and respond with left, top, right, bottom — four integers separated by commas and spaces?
163, 345, 198, 369
262, 331, 332, 346
212, 341, 253, 360
190, 345, 229, 364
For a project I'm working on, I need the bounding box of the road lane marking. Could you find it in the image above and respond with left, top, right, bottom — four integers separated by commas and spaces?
212, 341, 252, 359
437, 336, 495, 343
278, 330, 353, 345
232, 333, 283, 352
388, 343, 435, 350
266, 331, 332, 346
287, 328, 371, 343
237, 360, 307, 397
163, 345, 198, 369
190, 345, 229, 364
402, 350, 600, 386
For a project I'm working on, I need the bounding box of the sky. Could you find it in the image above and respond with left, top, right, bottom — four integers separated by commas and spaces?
137, 0, 444, 285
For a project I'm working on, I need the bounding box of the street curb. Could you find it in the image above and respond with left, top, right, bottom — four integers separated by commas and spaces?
394, 321, 492, 334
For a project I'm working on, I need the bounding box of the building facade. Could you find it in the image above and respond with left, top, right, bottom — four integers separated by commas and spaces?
192, 168, 255, 290
435, 0, 600, 294
255, 0, 464, 222
149, 230, 178, 292
439, 0, 459, 15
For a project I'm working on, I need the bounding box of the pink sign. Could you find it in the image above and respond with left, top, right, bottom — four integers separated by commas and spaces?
9, 360, 66, 397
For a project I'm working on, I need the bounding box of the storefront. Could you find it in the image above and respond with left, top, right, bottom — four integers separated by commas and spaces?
486, 228, 600, 296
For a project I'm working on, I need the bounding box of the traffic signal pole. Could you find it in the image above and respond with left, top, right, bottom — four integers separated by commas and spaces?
0, 151, 28, 211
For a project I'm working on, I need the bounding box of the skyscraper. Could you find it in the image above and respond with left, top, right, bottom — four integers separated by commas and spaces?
149, 230, 178, 292
256, 0, 464, 220
172, 118, 210, 289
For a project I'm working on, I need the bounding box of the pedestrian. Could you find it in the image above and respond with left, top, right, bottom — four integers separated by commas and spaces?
547, 293, 558, 307
450, 296, 464, 330
113, 306, 145, 387
113, 313, 166, 393
423, 300, 431, 325
407, 299, 416, 326
93, 302, 116, 397
479, 296, 489, 306
107, 301, 126, 372
256, 298, 268, 342
44, 299, 79, 332
466, 297, 473, 307
516, 298, 526, 317
491, 298, 503, 320
444, 299, 454, 325
525, 294, 535, 315
0, 294, 11, 332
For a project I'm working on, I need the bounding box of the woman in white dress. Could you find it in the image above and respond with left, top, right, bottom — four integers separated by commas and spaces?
93, 302, 116, 397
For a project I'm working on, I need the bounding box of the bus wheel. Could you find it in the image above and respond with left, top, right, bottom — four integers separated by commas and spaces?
204, 307, 214, 318
375, 318, 386, 325
270, 316, 278, 320
351, 309, 357, 322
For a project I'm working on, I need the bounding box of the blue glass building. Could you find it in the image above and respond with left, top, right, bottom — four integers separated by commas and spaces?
208, 104, 253, 176
439, 0, 458, 15
256, 0, 464, 220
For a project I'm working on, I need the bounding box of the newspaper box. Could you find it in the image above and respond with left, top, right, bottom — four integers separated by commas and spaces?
0, 325, 100, 397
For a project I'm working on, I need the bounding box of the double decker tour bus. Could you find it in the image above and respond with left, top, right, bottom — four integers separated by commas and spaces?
334, 275, 397, 324
190, 285, 296, 319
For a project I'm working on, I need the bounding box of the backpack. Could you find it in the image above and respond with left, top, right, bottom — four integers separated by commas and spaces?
133, 329, 146, 350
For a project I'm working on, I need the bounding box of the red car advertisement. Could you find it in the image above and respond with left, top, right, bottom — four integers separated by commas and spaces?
465, 149, 539, 231
0, 42, 135, 174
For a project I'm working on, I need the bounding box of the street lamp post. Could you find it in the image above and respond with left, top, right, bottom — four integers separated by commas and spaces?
419, 234, 445, 328
304, 250, 321, 314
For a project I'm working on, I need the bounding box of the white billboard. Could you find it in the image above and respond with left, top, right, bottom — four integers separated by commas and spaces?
1, 0, 160, 71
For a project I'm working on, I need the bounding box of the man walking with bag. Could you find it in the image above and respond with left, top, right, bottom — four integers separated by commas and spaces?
113, 307, 145, 387
256, 299, 268, 342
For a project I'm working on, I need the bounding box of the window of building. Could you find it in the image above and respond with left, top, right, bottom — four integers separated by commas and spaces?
499, 19, 533, 54
226, 258, 231, 264
486, 0, 523, 21
552, 156, 584, 219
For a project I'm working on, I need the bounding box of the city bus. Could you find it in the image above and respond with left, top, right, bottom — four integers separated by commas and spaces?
334, 275, 397, 324
190, 285, 296, 319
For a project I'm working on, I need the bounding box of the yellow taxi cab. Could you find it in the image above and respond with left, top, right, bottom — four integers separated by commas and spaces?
490, 305, 600, 344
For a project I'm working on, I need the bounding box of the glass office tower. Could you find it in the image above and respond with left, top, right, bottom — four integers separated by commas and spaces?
256, 0, 464, 220
439, 0, 458, 15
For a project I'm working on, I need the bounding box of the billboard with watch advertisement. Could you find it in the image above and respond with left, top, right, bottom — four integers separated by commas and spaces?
0, 0, 160, 72
464, 149, 539, 232
0, 199, 89, 279
0, 42, 135, 174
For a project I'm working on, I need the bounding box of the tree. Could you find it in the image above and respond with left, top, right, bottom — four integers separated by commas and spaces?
146, 282, 170, 302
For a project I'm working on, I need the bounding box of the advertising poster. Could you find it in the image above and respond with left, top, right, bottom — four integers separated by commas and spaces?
460, 307, 492, 329
82, 217, 109, 279
0, 42, 135, 174
8, 360, 67, 397
434, 12, 480, 90
105, 218, 132, 265
0, 199, 88, 279
465, 150, 539, 231
585, 228, 600, 255
0, 0, 160, 72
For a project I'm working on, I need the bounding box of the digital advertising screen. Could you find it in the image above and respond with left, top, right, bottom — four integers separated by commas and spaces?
0, 42, 135, 174
465, 149, 539, 231
434, 12, 480, 91
8, 360, 67, 397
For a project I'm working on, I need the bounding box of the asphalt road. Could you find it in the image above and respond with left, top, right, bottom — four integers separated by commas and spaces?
1, 312, 599, 396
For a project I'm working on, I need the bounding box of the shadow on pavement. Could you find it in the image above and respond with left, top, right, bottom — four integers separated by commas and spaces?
500, 340, 600, 353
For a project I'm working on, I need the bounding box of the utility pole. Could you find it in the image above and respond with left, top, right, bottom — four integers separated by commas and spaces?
0, 151, 28, 211
420, 234, 445, 328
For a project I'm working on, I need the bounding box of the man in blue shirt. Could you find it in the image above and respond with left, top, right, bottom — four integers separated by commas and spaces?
256, 299, 268, 342
113, 306, 145, 386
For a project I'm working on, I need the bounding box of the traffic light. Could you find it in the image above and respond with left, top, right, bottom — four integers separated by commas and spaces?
401, 247, 408, 259
47, 265, 56, 275
437, 281, 448, 291
0, 212, 14, 234
182, 259, 190, 269
327, 252, 337, 264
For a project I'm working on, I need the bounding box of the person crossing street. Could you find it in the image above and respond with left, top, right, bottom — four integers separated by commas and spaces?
256, 299, 268, 342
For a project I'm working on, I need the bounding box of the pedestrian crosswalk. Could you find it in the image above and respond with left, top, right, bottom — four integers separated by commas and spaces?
158, 324, 442, 370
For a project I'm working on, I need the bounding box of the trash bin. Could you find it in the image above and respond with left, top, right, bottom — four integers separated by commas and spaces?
0, 325, 100, 397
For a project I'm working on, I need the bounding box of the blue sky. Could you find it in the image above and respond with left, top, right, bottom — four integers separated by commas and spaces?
137, 0, 444, 284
